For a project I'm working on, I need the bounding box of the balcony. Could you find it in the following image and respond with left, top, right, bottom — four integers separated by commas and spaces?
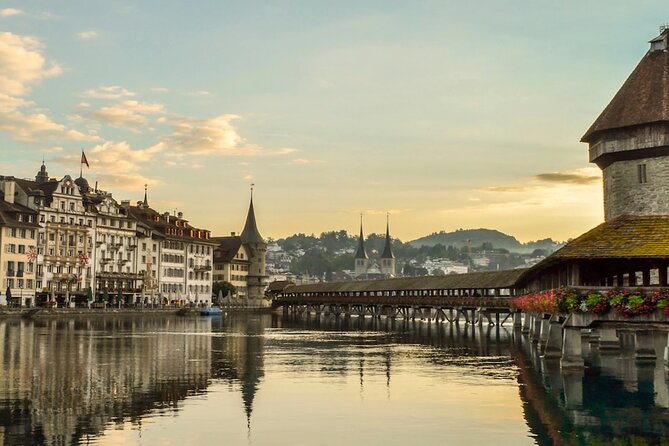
6, 270, 14, 277
194, 265, 212, 272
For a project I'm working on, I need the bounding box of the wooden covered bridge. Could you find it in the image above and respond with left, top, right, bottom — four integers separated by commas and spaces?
271, 269, 526, 325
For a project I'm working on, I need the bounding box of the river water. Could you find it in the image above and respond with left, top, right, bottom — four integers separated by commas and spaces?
0, 313, 667, 445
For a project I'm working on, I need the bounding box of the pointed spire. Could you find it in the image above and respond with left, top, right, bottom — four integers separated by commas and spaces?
381, 213, 394, 259
241, 184, 264, 244
355, 214, 368, 259
141, 184, 149, 209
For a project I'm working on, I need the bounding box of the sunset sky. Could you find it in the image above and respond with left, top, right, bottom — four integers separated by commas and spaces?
0, 1, 665, 242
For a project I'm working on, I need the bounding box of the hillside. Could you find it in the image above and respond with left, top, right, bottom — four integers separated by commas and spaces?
408, 228, 560, 254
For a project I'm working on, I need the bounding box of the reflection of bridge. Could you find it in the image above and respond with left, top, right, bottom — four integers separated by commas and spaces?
272, 269, 525, 326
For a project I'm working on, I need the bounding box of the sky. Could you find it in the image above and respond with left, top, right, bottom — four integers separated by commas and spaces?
0, 1, 666, 243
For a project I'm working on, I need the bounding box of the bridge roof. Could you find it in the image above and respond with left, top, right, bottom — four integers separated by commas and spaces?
280, 269, 526, 294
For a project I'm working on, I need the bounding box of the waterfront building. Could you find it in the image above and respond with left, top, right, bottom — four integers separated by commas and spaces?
212, 233, 250, 299
0, 182, 39, 306
0, 165, 96, 304
81, 187, 141, 304
238, 194, 268, 302
126, 201, 215, 305
519, 26, 669, 290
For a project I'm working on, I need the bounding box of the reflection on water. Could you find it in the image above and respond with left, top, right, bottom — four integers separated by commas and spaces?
0, 313, 667, 445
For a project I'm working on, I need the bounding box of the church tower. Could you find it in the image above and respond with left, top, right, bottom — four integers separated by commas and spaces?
35, 160, 49, 184
582, 26, 669, 221
240, 188, 268, 301
354, 215, 369, 278
380, 214, 396, 277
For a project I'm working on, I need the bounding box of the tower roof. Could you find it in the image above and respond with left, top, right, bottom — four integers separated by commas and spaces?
381, 216, 394, 259
240, 196, 264, 244
582, 27, 669, 143
354, 216, 368, 259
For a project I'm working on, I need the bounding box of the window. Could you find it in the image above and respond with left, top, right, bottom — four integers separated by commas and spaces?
638, 164, 648, 184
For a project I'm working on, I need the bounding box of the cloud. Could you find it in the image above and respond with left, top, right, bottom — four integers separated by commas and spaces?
0, 8, 23, 17
478, 185, 532, 193
82, 86, 136, 99
0, 32, 94, 141
479, 168, 601, 193
163, 114, 298, 156
82, 100, 165, 130
0, 32, 61, 96
50, 141, 164, 191
289, 158, 323, 165
77, 31, 99, 40
534, 169, 600, 185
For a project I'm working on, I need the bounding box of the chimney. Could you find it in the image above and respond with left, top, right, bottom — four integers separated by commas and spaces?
4, 178, 15, 204
163, 212, 170, 222
120, 200, 130, 207
177, 211, 183, 219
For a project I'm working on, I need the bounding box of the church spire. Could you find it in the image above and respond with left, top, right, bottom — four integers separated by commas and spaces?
141, 184, 149, 209
35, 158, 49, 184
354, 214, 368, 259
240, 184, 264, 244
381, 213, 394, 259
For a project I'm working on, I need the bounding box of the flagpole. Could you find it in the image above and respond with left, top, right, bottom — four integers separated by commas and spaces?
80, 150, 83, 178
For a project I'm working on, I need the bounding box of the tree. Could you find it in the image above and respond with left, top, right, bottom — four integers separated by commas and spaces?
213, 281, 236, 300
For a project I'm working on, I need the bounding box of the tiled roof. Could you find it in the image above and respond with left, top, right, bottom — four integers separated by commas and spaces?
126, 205, 215, 244
212, 236, 243, 263
279, 269, 526, 294
543, 216, 669, 259
0, 200, 39, 229
582, 49, 669, 142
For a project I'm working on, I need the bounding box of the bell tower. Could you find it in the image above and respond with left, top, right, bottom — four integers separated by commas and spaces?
380, 214, 396, 277
240, 186, 268, 301
354, 215, 369, 278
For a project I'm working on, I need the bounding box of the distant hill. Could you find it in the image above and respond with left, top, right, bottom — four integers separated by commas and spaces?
408, 228, 561, 254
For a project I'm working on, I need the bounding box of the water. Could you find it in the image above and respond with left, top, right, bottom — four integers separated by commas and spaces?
0, 314, 667, 445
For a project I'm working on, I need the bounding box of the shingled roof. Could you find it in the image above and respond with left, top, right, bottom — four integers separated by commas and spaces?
582, 32, 669, 143
212, 235, 245, 263
279, 269, 526, 294
541, 216, 669, 259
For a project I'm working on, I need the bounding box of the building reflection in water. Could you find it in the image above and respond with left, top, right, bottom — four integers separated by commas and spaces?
514, 329, 669, 445
0, 312, 667, 445
0, 316, 213, 446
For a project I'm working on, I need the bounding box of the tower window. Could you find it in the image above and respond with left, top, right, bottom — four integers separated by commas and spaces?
637, 164, 647, 184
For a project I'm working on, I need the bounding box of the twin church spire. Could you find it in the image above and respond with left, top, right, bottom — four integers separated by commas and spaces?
354, 214, 396, 278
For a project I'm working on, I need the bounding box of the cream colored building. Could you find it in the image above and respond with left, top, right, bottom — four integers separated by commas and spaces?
0, 181, 39, 306
212, 234, 250, 298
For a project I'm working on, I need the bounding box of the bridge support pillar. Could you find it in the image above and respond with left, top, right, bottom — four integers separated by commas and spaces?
530, 315, 542, 343
664, 332, 669, 370
635, 330, 657, 363
513, 311, 522, 328
562, 370, 584, 409
561, 326, 585, 369
598, 328, 620, 351
521, 313, 531, 334
538, 315, 551, 352
542, 316, 562, 359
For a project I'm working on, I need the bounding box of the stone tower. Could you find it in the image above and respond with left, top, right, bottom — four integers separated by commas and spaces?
354, 215, 369, 278
582, 26, 669, 221
380, 214, 396, 277
240, 191, 268, 301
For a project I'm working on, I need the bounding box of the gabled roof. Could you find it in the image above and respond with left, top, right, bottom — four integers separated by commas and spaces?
212, 236, 245, 262
279, 269, 526, 294
240, 197, 264, 244
582, 46, 669, 142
